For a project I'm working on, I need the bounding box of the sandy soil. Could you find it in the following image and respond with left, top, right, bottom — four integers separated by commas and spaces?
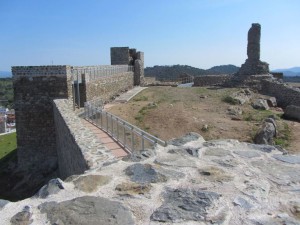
107, 86, 299, 153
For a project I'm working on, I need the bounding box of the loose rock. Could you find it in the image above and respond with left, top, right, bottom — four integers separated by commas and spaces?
39, 196, 134, 225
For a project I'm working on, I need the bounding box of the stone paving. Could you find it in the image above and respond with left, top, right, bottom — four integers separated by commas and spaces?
81, 119, 128, 158
82, 87, 149, 157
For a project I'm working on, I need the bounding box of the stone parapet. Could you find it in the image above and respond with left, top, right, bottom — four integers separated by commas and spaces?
53, 99, 115, 179
85, 72, 134, 102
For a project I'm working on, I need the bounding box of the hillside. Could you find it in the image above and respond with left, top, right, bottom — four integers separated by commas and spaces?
145, 64, 239, 80
0, 71, 12, 78
272, 67, 300, 76
0, 78, 14, 108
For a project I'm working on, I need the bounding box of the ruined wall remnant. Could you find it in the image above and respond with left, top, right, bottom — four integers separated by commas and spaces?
237, 23, 269, 76
193, 75, 233, 87
111, 47, 144, 85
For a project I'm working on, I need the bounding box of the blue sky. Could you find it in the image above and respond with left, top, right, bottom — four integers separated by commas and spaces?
0, 0, 299, 71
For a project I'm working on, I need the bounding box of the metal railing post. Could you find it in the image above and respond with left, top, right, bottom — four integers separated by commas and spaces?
131, 127, 134, 152
141, 132, 145, 151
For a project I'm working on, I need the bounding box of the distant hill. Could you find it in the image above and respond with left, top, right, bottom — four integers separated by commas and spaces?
272, 67, 300, 77
145, 64, 240, 80
206, 65, 240, 74
283, 76, 300, 83
0, 71, 12, 78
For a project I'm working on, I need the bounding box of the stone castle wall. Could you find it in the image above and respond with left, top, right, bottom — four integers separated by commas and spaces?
85, 72, 134, 102
12, 66, 70, 171
260, 79, 300, 108
53, 99, 115, 179
193, 75, 233, 86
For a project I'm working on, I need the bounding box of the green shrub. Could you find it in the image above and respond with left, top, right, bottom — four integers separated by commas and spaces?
222, 96, 239, 105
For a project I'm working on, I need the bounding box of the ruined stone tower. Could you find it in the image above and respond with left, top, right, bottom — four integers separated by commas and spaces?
237, 23, 269, 76
110, 47, 144, 85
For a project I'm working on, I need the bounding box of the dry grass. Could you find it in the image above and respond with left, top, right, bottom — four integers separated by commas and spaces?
107, 86, 299, 153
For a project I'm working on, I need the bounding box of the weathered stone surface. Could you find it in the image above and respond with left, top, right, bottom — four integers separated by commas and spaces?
168, 132, 204, 146
168, 146, 200, 157
198, 166, 233, 182
254, 120, 276, 145
284, 105, 300, 121
2, 132, 300, 224
155, 153, 197, 167
10, 206, 33, 225
204, 148, 232, 157
227, 106, 243, 116
252, 160, 300, 183
0, 199, 10, 209
122, 149, 154, 162
36, 178, 64, 198
39, 196, 134, 225
151, 188, 220, 222
73, 175, 111, 193
230, 89, 252, 105
246, 143, 277, 153
266, 96, 277, 107
125, 163, 167, 183
234, 150, 261, 158
252, 99, 270, 110
233, 197, 253, 209
115, 182, 151, 195
272, 154, 300, 164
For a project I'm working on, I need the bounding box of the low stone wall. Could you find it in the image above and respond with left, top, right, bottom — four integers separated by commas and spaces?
85, 72, 134, 102
53, 99, 115, 179
261, 79, 300, 108
193, 75, 233, 86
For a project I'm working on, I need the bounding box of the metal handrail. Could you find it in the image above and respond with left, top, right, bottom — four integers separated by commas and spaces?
84, 100, 166, 153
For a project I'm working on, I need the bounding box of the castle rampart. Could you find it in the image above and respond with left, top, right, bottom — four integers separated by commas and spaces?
12, 47, 144, 179
53, 99, 115, 179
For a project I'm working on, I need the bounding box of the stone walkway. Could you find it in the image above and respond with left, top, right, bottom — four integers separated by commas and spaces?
82, 86, 148, 158
81, 119, 129, 158
114, 86, 147, 103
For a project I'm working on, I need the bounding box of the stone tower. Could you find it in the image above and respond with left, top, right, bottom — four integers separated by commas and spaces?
237, 23, 269, 76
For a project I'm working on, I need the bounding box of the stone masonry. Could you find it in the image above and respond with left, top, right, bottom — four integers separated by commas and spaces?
12, 66, 71, 173
12, 47, 143, 179
237, 23, 269, 76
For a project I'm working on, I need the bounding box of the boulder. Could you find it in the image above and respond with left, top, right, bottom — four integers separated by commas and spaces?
10, 206, 33, 225
284, 105, 300, 121
254, 119, 277, 145
36, 178, 64, 198
266, 97, 277, 107
230, 89, 252, 105
252, 99, 269, 110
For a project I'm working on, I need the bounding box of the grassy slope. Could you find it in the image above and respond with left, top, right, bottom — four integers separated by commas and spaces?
0, 132, 17, 159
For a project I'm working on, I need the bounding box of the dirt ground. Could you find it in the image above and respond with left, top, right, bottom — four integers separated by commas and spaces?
107, 86, 300, 154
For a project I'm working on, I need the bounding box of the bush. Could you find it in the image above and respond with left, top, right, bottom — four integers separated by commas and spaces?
222, 96, 239, 105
